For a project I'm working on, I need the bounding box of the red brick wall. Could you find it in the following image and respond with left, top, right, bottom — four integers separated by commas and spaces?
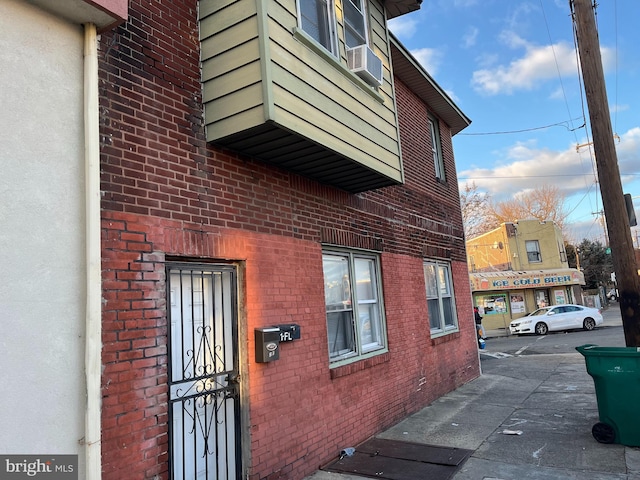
101, 213, 479, 479
99, 1, 479, 479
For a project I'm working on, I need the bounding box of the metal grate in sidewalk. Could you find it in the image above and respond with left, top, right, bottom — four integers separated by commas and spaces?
323, 437, 472, 480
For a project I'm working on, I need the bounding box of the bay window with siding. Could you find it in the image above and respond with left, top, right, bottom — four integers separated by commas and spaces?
322, 249, 387, 365
424, 260, 458, 334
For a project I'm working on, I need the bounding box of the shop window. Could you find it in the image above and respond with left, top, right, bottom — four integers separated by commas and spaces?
476, 294, 509, 316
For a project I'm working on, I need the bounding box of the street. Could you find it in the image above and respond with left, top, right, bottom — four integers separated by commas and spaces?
481, 304, 626, 358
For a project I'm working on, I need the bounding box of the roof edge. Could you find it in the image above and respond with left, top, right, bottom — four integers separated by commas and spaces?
390, 32, 471, 135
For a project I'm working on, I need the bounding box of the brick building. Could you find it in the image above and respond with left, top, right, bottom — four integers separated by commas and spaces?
97, 1, 478, 479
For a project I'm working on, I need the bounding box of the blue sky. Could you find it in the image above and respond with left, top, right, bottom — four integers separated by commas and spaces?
389, 0, 640, 245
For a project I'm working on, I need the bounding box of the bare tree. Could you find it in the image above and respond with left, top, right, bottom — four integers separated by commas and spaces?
460, 182, 495, 239
490, 185, 568, 232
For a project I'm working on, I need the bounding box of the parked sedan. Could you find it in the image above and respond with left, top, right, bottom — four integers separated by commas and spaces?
509, 304, 603, 335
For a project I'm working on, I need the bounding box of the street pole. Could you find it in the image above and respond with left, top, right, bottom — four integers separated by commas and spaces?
571, 0, 640, 346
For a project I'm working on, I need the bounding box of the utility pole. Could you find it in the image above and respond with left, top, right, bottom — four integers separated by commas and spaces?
572, 0, 640, 346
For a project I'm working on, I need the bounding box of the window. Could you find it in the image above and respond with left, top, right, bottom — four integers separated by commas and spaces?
525, 240, 541, 263
323, 249, 386, 364
344, 0, 368, 48
299, 0, 338, 55
476, 294, 508, 315
559, 242, 567, 262
428, 114, 445, 180
424, 261, 457, 333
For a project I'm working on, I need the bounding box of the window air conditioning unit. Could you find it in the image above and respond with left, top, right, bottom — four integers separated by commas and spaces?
347, 45, 383, 87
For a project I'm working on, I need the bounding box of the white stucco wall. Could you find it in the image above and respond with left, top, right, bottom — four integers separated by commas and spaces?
0, 0, 86, 471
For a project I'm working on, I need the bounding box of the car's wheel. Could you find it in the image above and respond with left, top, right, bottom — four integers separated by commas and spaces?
535, 322, 548, 335
583, 317, 596, 331
592, 422, 616, 444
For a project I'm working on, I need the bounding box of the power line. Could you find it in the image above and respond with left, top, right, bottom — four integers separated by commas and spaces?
458, 172, 639, 180
457, 117, 584, 136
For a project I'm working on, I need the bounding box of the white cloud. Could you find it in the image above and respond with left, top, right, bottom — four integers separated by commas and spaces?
453, 0, 480, 7
548, 86, 564, 100
411, 48, 442, 75
475, 52, 500, 69
445, 88, 460, 102
615, 127, 640, 183
498, 30, 530, 50
471, 32, 614, 95
565, 218, 608, 244
388, 16, 419, 39
462, 27, 479, 48
458, 127, 640, 238
505, 3, 538, 31
611, 104, 630, 113
459, 141, 597, 200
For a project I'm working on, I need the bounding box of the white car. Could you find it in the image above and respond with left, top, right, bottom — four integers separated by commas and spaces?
509, 304, 603, 336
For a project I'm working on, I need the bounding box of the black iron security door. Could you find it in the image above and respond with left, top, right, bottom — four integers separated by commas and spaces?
167, 265, 241, 480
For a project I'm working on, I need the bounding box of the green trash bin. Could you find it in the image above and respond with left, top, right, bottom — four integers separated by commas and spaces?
576, 344, 640, 446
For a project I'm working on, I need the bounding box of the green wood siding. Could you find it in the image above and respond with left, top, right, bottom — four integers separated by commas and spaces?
199, 0, 404, 191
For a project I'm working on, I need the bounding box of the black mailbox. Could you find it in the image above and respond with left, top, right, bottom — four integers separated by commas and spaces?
255, 327, 280, 363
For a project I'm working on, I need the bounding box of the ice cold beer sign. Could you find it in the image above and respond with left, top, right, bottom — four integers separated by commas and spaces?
473, 272, 580, 291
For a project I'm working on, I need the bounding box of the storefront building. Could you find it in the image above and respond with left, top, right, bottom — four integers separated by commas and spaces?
467, 220, 585, 331
470, 269, 585, 331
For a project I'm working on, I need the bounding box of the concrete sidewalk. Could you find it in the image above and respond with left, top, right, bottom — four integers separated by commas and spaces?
305, 307, 640, 479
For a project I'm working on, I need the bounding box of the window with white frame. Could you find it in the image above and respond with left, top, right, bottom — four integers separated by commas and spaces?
343, 0, 368, 48
424, 260, 457, 333
429, 114, 445, 181
299, 0, 338, 55
525, 240, 541, 263
322, 249, 386, 364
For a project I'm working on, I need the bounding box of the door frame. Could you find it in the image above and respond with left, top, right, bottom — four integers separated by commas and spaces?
166, 262, 248, 479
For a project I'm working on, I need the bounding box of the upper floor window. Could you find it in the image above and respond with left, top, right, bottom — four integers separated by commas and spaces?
526, 240, 542, 263
299, 0, 338, 55
322, 249, 387, 365
559, 242, 567, 262
344, 0, 368, 48
424, 260, 457, 334
429, 114, 445, 181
